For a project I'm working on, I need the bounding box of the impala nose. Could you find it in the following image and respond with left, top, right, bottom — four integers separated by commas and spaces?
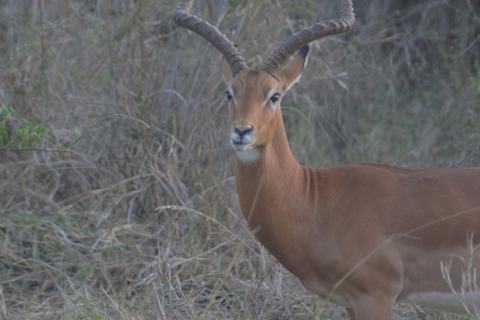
231, 124, 254, 145
234, 125, 253, 138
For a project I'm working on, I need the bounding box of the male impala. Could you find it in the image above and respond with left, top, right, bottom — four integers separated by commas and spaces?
173, 1, 480, 319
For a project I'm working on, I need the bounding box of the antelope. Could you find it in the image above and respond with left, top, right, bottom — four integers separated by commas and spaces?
172, 1, 480, 319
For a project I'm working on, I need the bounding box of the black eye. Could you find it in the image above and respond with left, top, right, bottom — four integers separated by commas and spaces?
270, 93, 280, 103
225, 91, 233, 101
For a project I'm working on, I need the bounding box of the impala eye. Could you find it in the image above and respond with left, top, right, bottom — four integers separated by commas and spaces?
225, 91, 233, 101
270, 93, 280, 104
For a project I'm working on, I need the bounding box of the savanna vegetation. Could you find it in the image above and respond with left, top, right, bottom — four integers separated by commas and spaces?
0, 0, 479, 319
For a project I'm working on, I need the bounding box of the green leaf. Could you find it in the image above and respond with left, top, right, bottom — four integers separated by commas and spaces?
34, 124, 48, 135
20, 128, 29, 148
0, 127, 8, 146
34, 133, 41, 147
0, 105, 8, 124
25, 121, 34, 134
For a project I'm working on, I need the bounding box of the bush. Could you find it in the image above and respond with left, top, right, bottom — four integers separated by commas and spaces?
0, 0, 478, 319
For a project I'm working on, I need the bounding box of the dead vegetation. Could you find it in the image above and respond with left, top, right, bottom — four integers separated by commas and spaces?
0, 0, 479, 319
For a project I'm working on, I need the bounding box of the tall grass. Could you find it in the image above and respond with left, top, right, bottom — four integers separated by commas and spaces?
0, 0, 479, 319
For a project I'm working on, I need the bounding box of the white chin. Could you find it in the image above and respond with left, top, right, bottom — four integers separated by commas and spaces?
236, 148, 260, 163
230, 139, 254, 151
233, 144, 253, 152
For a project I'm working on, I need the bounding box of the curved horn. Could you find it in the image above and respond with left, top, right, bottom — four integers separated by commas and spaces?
173, 0, 248, 76
261, 0, 355, 79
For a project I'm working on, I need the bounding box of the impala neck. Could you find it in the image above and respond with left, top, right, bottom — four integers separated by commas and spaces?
235, 110, 301, 227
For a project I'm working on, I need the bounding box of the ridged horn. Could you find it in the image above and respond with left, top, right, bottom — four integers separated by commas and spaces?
173, 0, 248, 76
261, 0, 355, 79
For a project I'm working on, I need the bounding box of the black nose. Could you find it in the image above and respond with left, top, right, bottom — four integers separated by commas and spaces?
234, 125, 253, 137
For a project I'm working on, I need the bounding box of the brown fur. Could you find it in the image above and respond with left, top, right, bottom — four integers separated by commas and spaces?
222, 51, 480, 319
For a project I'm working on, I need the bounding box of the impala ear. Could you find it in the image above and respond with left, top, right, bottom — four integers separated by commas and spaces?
221, 56, 233, 84
278, 45, 309, 92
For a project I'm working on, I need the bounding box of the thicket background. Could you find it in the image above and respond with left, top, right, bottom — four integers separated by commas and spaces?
0, 0, 479, 319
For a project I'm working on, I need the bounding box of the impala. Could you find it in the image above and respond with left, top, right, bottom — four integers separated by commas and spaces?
172, 1, 480, 319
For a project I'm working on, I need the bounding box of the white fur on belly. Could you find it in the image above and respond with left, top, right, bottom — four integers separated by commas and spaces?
404, 291, 480, 313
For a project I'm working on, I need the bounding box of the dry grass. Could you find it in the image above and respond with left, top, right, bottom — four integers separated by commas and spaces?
0, 0, 479, 319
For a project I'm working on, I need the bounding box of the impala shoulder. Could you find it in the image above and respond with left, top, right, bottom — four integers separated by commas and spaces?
320, 164, 408, 197
352, 163, 415, 174
331, 163, 411, 179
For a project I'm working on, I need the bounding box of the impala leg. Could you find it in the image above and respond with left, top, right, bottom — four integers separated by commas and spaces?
346, 307, 356, 320
348, 295, 394, 320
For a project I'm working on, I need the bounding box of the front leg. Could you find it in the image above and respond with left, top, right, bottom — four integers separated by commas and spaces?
347, 294, 395, 320
346, 307, 356, 320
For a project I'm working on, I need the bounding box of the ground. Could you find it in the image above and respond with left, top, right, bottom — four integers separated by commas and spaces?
0, 0, 479, 319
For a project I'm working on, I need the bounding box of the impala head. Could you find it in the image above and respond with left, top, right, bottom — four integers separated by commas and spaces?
220, 45, 310, 162
173, 0, 355, 163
